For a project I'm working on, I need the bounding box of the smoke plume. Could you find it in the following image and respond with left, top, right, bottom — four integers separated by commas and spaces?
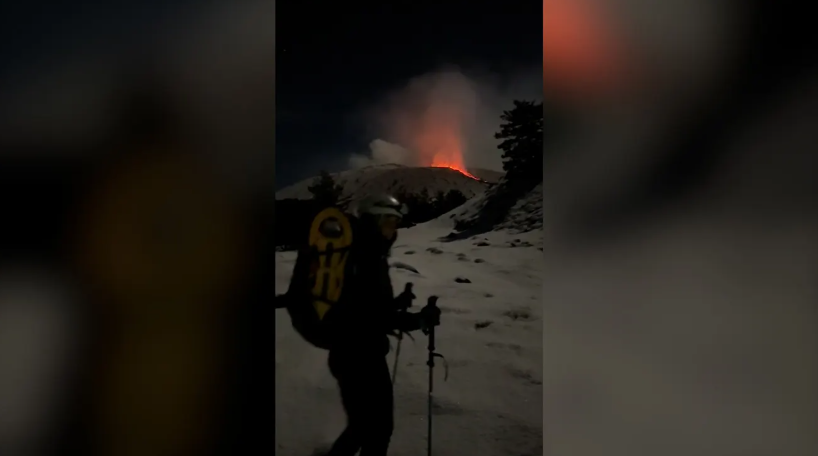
349, 67, 541, 172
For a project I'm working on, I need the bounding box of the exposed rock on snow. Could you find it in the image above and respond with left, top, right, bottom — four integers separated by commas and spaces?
391, 261, 420, 274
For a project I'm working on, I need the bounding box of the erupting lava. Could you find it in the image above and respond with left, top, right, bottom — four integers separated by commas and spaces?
415, 121, 480, 180
430, 154, 480, 180
409, 95, 480, 180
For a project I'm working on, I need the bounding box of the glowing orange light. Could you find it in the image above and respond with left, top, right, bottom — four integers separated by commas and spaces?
430, 155, 479, 180
411, 104, 480, 181
543, 0, 627, 97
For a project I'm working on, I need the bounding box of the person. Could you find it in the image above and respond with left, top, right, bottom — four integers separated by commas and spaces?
284, 193, 441, 456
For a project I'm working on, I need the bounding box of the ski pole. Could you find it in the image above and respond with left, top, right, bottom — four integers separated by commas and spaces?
422, 296, 448, 456
392, 283, 415, 386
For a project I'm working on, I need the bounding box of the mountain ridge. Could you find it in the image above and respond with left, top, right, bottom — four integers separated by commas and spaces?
275, 164, 501, 203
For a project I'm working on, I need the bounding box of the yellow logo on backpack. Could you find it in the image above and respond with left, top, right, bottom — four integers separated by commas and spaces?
307, 207, 353, 320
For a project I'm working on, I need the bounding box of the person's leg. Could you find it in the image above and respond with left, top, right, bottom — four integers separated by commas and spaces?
326, 351, 367, 456
358, 357, 394, 456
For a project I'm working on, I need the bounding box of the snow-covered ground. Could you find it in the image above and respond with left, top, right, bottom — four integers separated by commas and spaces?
448, 182, 544, 234
275, 215, 543, 456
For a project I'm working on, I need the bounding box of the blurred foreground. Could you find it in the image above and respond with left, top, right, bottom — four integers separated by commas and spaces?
0, 1, 274, 455
543, 1, 818, 455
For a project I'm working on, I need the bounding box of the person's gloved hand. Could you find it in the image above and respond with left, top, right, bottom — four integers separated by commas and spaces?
418, 303, 441, 332
394, 283, 416, 311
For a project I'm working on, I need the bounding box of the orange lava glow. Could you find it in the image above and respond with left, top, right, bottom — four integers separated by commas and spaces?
432, 164, 480, 180
412, 104, 480, 181
543, 0, 627, 97
430, 152, 479, 180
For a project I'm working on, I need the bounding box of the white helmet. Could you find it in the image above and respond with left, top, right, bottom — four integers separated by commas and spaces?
353, 193, 408, 219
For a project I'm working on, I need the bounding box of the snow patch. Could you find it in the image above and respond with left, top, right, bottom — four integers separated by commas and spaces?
275, 216, 543, 456
276, 165, 488, 204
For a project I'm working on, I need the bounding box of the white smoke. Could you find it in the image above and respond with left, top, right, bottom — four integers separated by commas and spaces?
350, 67, 541, 171
348, 139, 413, 168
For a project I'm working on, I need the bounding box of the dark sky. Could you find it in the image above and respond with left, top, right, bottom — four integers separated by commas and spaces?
1, 1, 275, 193
275, 2, 543, 189
0, 2, 193, 80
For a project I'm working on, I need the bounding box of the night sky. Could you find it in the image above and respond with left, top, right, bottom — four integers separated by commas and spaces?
275, 2, 543, 189
0, 2, 194, 81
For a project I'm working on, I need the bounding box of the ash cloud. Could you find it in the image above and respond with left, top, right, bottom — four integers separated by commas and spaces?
348, 67, 541, 171
348, 139, 413, 168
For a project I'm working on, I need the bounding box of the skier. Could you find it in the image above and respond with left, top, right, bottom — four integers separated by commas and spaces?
279, 193, 441, 456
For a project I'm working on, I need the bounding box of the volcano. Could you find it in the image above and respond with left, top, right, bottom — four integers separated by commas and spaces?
431, 164, 480, 181
412, 114, 481, 181
275, 164, 490, 203
428, 148, 480, 180
423, 136, 479, 180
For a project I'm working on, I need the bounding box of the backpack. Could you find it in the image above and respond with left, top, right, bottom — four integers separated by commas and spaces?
284, 207, 354, 349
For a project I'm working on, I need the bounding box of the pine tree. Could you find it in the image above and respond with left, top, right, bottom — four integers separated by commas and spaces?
444, 189, 467, 208
495, 100, 544, 183
307, 170, 343, 207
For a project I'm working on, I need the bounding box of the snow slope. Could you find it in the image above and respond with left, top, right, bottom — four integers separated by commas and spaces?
274, 217, 543, 456
497, 184, 543, 232
468, 168, 504, 184
276, 164, 490, 202
450, 182, 543, 234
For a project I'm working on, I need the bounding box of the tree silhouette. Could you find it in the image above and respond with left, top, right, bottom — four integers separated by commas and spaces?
495, 100, 543, 183
443, 188, 467, 208
433, 189, 467, 213
390, 187, 468, 226
307, 170, 343, 207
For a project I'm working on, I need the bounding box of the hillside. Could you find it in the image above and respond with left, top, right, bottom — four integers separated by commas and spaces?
275, 164, 494, 202
275, 164, 541, 250
496, 183, 542, 232
426, 177, 543, 238
466, 168, 504, 184
275, 176, 543, 456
